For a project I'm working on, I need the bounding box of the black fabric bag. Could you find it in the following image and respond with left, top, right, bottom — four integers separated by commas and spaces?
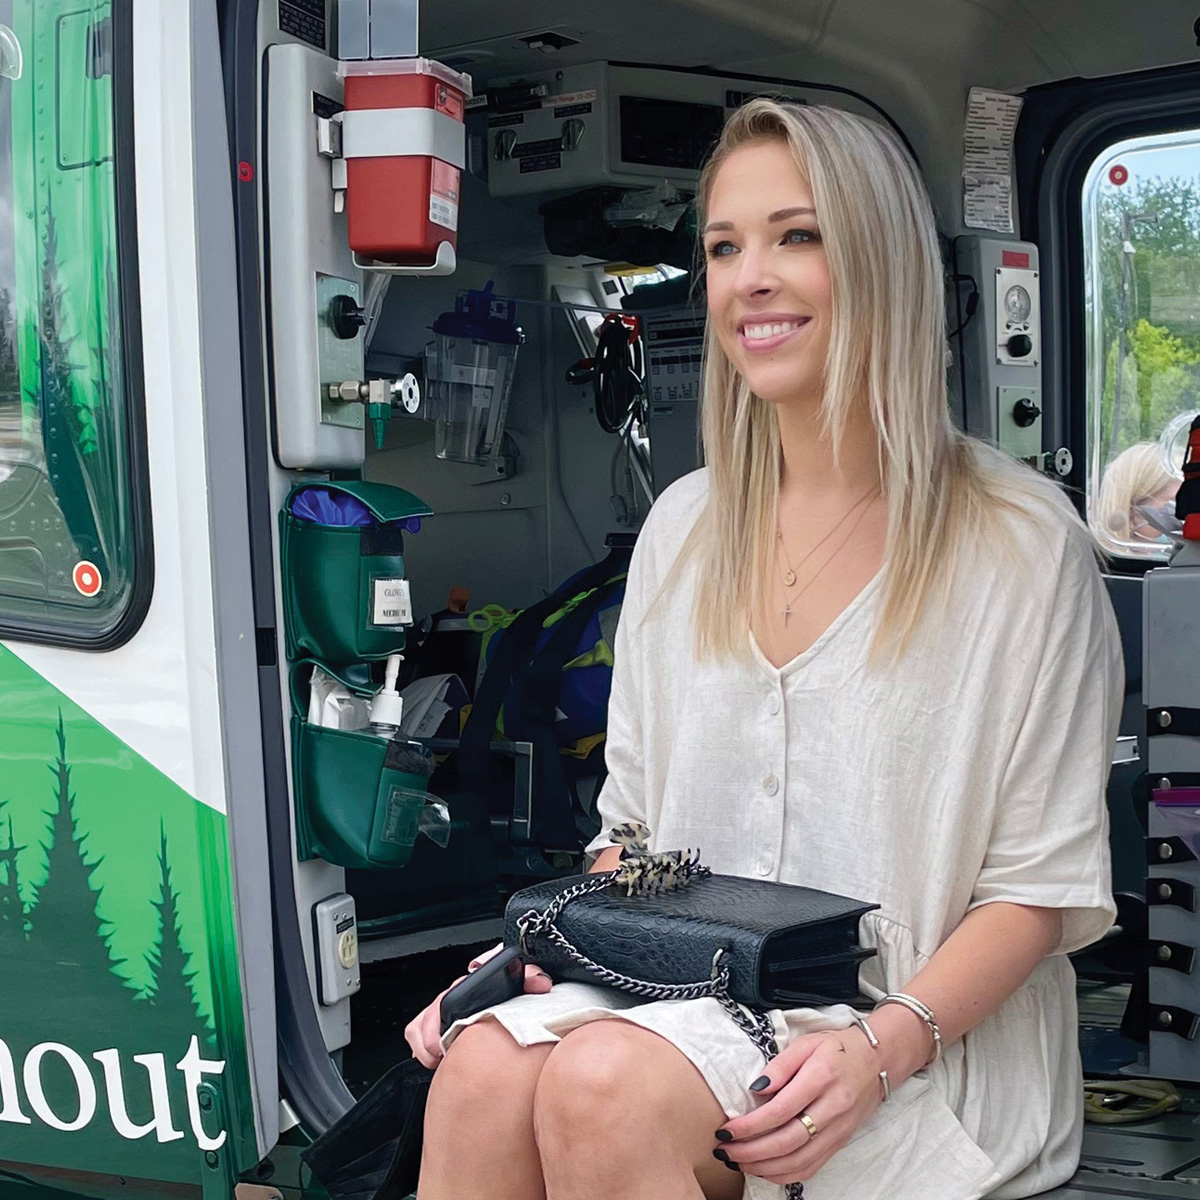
506, 870, 877, 1009
301, 1058, 433, 1200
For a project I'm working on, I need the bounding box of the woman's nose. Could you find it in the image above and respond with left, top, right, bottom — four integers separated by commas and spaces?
733, 247, 778, 300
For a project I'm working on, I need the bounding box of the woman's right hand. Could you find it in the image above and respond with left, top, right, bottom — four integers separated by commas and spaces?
404, 942, 553, 1069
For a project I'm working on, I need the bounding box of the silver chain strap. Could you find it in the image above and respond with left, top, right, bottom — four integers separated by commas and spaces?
517, 871, 803, 1200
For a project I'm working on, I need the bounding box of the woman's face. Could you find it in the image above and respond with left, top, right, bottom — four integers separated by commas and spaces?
702, 139, 832, 410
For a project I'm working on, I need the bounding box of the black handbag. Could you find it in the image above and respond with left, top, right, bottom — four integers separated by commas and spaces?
507, 873, 876, 1009
301, 1058, 433, 1200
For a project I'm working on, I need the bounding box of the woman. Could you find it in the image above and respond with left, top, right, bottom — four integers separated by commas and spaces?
1095, 440, 1181, 545
407, 99, 1122, 1200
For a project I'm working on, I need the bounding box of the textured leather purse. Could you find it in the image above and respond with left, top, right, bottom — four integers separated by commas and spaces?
505, 824, 876, 1049
506, 871, 877, 1008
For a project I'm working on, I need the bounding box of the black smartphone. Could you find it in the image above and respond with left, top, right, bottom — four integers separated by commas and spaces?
439, 945, 528, 1034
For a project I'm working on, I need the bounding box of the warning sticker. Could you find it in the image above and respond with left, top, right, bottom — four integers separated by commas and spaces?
519, 152, 562, 174
372, 578, 413, 626
961, 87, 1023, 234
434, 84, 464, 122
278, 0, 325, 50
430, 160, 460, 231
542, 89, 597, 109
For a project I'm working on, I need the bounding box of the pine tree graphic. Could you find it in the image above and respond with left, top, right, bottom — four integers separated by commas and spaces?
0, 801, 26, 950
30, 206, 105, 571
144, 820, 211, 1037
27, 712, 137, 1002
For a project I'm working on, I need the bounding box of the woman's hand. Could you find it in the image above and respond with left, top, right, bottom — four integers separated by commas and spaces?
403, 942, 553, 1069
714, 1029, 882, 1186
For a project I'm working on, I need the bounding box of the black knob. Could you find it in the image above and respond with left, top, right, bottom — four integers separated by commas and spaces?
329, 294, 366, 340
1006, 333, 1033, 358
1012, 397, 1041, 428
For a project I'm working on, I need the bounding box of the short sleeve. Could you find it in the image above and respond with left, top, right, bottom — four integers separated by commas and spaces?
584, 525, 652, 860
968, 527, 1123, 955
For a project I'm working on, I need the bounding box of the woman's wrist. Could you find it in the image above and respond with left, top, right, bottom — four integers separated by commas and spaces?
865, 1002, 934, 1086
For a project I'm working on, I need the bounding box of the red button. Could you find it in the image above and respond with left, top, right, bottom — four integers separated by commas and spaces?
72, 561, 102, 597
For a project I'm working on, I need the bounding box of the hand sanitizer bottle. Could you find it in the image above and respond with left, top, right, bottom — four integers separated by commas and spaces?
366, 653, 405, 739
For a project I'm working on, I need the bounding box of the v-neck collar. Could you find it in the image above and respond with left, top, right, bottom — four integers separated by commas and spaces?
748, 568, 884, 680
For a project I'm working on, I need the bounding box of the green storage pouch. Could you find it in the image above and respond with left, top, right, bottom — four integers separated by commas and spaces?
282, 480, 432, 665
293, 717, 435, 870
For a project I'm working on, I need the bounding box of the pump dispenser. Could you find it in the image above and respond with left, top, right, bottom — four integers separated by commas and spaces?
366, 652, 405, 738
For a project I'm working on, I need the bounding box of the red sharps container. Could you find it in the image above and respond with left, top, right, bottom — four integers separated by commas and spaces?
337, 58, 472, 267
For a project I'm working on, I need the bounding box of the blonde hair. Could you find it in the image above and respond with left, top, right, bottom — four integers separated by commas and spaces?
1095, 442, 1174, 542
675, 99, 1074, 664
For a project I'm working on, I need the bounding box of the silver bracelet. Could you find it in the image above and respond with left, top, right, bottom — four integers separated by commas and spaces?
874, 992, 942, 1067
847, 1012, 890, 1102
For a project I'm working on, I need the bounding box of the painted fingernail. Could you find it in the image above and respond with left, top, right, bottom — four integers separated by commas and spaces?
749, 1075, 771, 1091
713, 1148, 730, 1163
715, 1128, 734, 1142
724, 1160, 742, 1173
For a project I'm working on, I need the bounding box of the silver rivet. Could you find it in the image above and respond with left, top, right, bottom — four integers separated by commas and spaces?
1159, 945, 1173, 962
1159, 883, 1174, 900
1160, 1010, 1174, 1027
1160, 843, 1175, 860
1160, 710, 1174, 729
500, 493, 512, 506
1161, 777, 1173, 791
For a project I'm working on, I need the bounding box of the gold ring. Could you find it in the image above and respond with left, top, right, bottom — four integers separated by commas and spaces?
798, 1111, 819, 1139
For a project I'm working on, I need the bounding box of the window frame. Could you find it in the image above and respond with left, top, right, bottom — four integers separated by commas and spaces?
1017, 62, 1200, 574
0, 0, 153, 649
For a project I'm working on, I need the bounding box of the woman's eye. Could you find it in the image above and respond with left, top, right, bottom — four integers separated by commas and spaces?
783, 228, 818, 245
705, 240, 737, 259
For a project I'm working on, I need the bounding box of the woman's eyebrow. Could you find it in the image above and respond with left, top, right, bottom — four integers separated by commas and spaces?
702, 206, 817, 236
768, 206, 816, 222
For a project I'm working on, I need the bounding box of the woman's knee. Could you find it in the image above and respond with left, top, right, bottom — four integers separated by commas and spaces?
533, 1022, 679, 1148
426, 1020, 548, 1134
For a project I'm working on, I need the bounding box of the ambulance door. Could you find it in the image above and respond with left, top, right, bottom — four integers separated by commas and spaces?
0, 0, 275, 1194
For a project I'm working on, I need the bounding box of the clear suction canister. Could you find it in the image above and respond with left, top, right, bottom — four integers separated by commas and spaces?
424, 282, 524, 465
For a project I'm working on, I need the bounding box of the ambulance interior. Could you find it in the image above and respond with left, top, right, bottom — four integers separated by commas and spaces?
239, 2, 1200, 1193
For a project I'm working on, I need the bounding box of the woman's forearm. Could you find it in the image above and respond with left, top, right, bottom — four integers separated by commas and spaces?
870, 902, 1064, 1086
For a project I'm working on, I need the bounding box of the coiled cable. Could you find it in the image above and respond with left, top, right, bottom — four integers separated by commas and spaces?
593, 315, 645, 435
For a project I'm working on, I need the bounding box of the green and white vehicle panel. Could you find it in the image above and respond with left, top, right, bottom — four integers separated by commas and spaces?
0, 0, 274, 1194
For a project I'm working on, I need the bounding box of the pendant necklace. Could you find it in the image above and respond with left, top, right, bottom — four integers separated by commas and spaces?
777, 481, 879, 590
778, 485, 881, 625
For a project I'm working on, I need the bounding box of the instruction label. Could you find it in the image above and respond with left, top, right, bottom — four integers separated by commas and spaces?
278, 0, 325, 50
430, 160, 460, 231
962, 87, 1023, 233
372, 578, 412, 626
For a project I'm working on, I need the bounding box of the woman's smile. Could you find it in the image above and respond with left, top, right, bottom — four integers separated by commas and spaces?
739, 314, 811, 353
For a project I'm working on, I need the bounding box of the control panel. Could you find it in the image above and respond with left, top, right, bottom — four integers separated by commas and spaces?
482, 62, 880, 198
955, 236, 1069, 476
643, 308, 704, 491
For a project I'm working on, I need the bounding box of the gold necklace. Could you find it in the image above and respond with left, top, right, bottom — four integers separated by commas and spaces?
781, 489, 880, 626
776, 481, 879, 589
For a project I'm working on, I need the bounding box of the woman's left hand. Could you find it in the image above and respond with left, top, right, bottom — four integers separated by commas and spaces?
715, 1029, 882, 1186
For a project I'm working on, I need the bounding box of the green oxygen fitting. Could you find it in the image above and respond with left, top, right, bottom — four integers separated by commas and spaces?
369, 400, 391, 450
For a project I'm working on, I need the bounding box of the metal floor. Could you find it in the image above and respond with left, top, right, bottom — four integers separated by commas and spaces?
1042, 1109, 1200, 1197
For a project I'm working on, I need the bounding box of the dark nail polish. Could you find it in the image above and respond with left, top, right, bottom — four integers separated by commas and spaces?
724, 1160, 742, 1173
749, 1075, 771, 1092
715, 1128, 734, 1142
713, 1148, 731, 1163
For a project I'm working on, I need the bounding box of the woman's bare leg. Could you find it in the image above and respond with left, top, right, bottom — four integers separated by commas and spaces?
418, 1020, 555, 1200
533, 1021, 744, 1200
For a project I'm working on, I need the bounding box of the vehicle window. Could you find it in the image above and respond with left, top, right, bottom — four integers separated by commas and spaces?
1083, 129, 1200, 559
0, 0, 142, 641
